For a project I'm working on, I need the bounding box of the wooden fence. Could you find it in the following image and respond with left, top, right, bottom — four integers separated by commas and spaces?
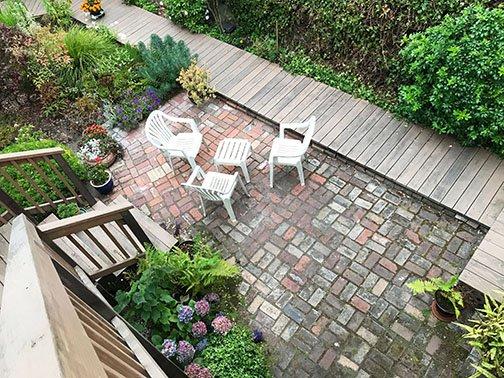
0, 147, 96, 224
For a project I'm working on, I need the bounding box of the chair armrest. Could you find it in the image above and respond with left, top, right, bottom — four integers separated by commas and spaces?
170, 116, 199, 134
184, 166, 204, 186
279, 116, 315, 138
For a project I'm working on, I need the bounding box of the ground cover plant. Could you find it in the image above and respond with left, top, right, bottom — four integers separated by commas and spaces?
115, 235, 271, 377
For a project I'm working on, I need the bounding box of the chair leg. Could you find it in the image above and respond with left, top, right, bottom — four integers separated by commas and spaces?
187, 156, 197, 171
240, 162, 250, 183
237, 175, 250, 197
167, 154, 174, 172
269, 162, 274, 188
296, 160, 305, 186
222, 198, 236, 222
199, 194, 206, 217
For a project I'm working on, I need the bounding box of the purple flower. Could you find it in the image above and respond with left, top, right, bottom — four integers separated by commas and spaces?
195, 338, 208, 351
185, 363, 212, 378
192, 321, 207, 338
176, 340, 195, 364
194, 299, 210, 317
178, 305, 194, 323
161, 339, 177, 358
211, 315, 233, 335
252, 329, 264, 343
204, 293, 219, 304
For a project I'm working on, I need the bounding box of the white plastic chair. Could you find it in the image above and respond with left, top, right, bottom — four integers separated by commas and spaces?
145, 110, 207, 172
268, 116, 316, 188
182, 166, 250, 222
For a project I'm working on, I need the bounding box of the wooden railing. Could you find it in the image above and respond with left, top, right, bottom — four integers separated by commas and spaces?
0, 147, 96, 224
38, 203, 152, 279
0, 214, 186, 377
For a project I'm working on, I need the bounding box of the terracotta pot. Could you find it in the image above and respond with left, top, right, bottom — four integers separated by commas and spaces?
85, 152, 116, 168
431, 290, 457, 322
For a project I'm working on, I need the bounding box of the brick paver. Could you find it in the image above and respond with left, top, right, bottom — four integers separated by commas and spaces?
110, 93, 484, 377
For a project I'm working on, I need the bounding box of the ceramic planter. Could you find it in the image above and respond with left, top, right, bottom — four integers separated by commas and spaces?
431, 290, 458, 322
85, 152, 116, 168
90, 8, 105, 20
91, 170, 114, 195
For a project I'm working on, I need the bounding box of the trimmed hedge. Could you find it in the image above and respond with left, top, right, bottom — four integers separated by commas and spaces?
398, 5, 504, 155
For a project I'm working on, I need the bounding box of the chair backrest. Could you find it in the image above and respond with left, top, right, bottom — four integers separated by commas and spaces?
185, 185, 223, 202
301, 116, 316, 152
145, 110, 176, 150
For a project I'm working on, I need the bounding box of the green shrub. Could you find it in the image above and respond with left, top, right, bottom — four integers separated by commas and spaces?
63, 26, 116, 85
138, 235, 240, 296
42, 0, 72, 28
201, 325, 272, 378
164, 0, 207, 32
398, 5, 504, 155
0, 0, 34, 30
0, 124, 19, 149
457, 295, 504, 377
0, 126, 88, 209
137, 34, 192, 99
56, 202, 80, 218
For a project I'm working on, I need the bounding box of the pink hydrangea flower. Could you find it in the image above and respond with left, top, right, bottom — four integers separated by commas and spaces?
192, 321, 207, 338
211, 315, 233, 335
185, 363, 212, 378
195, 299, 210, 317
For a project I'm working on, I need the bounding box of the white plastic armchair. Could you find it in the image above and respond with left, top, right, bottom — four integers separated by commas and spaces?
145, 110, 208, 172
182, 166, 250, 222
268, 116, 316, 188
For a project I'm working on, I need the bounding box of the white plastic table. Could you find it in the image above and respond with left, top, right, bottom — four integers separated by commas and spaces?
213, 138, 252, 183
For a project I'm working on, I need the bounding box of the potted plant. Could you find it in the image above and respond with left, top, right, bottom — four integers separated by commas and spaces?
407, 275, 464, 321
457, 294, 504, 377
177, 60, 215, 106
80, 0, 105, 20
89, 164, 114, 195
78, 124, 120, 167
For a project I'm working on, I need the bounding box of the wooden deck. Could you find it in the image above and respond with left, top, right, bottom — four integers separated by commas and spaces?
0, 223, 9, 304
460, 209, 504, 302
21, 0, 504, 299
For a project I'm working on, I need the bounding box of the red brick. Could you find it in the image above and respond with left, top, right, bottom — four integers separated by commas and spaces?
294, 256, 311, 272
319, 348, 337, 370
311, 316, 330, 336
283, 226, 297, 241
379, 257, 397, 273
310, 173, 326, 185
405, 229, 421, 244
281, 277, 300, 293
351, 296, 371, 313
356, 229, 373, 245
331, 277, 348, 295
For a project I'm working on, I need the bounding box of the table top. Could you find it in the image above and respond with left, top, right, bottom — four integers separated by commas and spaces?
214, 138, 252, 164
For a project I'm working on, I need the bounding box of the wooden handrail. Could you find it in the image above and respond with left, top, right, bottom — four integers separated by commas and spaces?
0, 147, 64, 164
38, 203, 134, 239
0, 214, 107, 377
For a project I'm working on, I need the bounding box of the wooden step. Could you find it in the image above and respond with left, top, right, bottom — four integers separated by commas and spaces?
0, 222, 9, 305
111, 195, 177, 252
40, 214, 105, 275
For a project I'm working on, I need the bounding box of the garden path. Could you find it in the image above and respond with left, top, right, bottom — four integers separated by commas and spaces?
23, 0, 504, 229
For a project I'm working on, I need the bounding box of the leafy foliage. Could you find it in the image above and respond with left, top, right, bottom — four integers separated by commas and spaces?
457, 294, 504, 378
42, 0, 72, 28
177, 60, 215, 106
0, 126, 87, 209
201, 325, 272, 378
0, 0, 34, 30
137, 34, 192, 99
56, 202, 80, 218
88, 164, 109, 185
164, 0, 207, 32
398, 5, 504, 156
407, 275, 464, 318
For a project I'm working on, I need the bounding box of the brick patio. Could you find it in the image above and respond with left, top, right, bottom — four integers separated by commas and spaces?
109, 93, 485, 377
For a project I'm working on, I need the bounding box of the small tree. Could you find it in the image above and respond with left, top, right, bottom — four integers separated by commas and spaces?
138, 34, 192, 100
398, 5, 504, 156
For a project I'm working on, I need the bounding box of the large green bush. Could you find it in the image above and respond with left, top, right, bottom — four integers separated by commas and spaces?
138, 34, 192, 99
165, 0, 207, 32
398, 5, 504, 155
0, 126, 87, 209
